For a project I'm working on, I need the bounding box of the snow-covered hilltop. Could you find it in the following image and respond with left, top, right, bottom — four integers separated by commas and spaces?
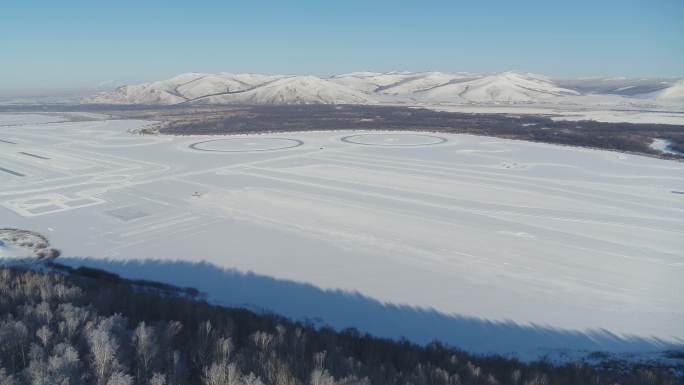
85, 71, 683, 107
413, 72, 580, 103
653, 79, 684, 101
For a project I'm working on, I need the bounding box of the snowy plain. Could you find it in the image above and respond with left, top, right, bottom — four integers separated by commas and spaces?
1, 113, 683, 360
427, 103, 684, 125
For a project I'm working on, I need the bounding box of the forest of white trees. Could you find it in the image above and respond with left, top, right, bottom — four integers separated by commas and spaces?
0, 266, 679, 385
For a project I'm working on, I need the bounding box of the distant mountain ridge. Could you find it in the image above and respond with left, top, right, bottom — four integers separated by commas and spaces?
85, 71, 684, 105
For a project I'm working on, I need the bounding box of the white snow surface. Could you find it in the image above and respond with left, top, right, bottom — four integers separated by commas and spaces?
0, 113, 70, 126
1, 114, 683, 360
432, 104, 684, 125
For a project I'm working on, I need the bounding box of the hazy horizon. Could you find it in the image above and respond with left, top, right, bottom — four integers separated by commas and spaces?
2, 0, 683, 95
2, 69, 683, 98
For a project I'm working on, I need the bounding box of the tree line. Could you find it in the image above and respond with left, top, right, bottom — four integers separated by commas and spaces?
0, 266, 680, 385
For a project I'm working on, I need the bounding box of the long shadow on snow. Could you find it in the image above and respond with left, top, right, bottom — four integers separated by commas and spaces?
58, 257, 682, 359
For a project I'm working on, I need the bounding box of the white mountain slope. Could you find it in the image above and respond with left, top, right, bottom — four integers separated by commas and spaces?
653, 79, 684, 101
85, 71, 682, 106
192, 75, 375, 105
85, 72, 200, 104
376, 72, 476, 95
329, 71, 418, 93
416, 71, 580, 103
85, 72, 288, 104
175, 73, 286, 101
555, 77, 678, 96
328, 71, 484, 99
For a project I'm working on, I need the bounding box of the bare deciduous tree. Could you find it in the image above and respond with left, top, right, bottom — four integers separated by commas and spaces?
309, 369, 335, 385
106, 371, 133, 385
149, 372, 166, 385
0, 365, 18, 385
133, 321, 158, 383
35, 326, 51, 349
87, 317, 125, 385
47, 343, 80, 385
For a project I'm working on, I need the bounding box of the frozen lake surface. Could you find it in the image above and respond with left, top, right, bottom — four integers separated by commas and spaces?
1, 114, 683, 359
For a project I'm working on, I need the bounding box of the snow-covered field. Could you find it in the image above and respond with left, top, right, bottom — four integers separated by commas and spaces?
431, 104, 684, 125
1, 114, 683, 360
0, 113, 71, 126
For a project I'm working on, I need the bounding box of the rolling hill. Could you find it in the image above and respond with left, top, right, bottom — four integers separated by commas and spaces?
85, 71, 683, 106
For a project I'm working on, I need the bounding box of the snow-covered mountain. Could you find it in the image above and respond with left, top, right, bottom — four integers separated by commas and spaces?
652, 79, 684, 101
329, 71, 415, 93
330, 71, 476, 96
85, 71, 683, 106
86, 73, 372, 105
555, 76, 676, 96
414, 71, 580, 103
191, 76, 375, 105
85, 72, 288, 104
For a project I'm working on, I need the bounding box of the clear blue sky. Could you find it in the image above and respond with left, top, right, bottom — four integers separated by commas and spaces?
2, 0, 683, 94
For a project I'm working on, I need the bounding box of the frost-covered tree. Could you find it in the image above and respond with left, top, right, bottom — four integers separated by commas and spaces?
214, 337, 232, 367
56, 303, 91, 343
35, 302, 52, 327
511, 369, 522, 385
309, 369, 335, 385
202, 361, 251, 385
336, 376, 370, 385
192, 321, 214, 371
202, 362, 226, 385
133, 321, 158, 383
87, 317, 126, 385
0, 366, 18, 385
0, 320, 30, 371
161, 349, 188, 385
25, 344, 50, 385
106, 371, 133, 385
47, 343, 80, 385
149, 372, 166, 385
35, 326, 51, 349
0, 267, 679, 385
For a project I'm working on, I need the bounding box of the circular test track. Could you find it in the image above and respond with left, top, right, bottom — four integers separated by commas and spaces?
188, 137, 304, 153
340, 133, 447, 147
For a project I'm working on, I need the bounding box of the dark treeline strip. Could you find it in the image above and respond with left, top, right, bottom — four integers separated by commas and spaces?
155, 105, 684, 160
1, 104, 681, 160
0, 265, 681, 385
